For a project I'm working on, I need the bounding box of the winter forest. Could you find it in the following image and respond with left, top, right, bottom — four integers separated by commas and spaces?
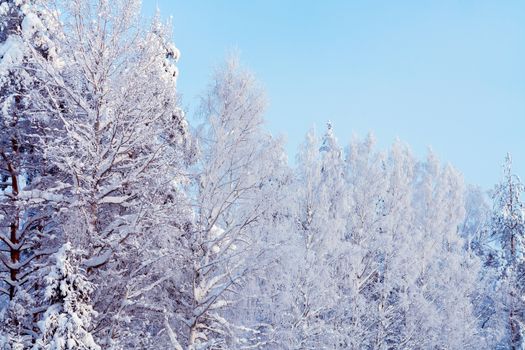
0, 0, 524, 349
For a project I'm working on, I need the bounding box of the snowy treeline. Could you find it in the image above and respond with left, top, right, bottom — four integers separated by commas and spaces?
0, 0, 524, 349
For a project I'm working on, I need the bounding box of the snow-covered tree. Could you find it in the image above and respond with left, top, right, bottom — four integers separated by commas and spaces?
279, 125, 346, 349
36, 243, 99, 349
413, 153, 486, 348
460, 185, 506, 343
0, 0, 63, 346
30, 0, 194, 346
490, 154, 525, 349
182, 57, 287, 349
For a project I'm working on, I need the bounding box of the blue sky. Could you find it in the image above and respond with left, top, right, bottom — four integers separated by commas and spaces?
145, 0, 525, 189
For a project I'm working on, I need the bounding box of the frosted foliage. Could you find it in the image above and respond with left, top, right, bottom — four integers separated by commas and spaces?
489, 154, 525, 349
246, 131, 498, 349
179, 56, 288, 349
36, 243, 99, 350
0, 1, 64, 348
0, 290, 36, 348
26, 0, 194, 346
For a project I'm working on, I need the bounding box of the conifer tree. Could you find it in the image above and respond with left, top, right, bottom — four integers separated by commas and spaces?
36, 243, 99, 350
490, 154, 525, 349
0, 0, 62, 345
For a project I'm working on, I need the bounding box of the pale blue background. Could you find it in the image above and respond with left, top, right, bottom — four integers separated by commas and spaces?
144, 1, 525, 189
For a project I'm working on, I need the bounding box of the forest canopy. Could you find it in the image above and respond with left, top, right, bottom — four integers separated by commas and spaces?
0, 1, 524, 349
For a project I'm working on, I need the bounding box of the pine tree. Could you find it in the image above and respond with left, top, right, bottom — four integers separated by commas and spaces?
36, 243, 99, 350
0, 0, 63, 346
33, 0, 194, 346
490, 154, 525, 349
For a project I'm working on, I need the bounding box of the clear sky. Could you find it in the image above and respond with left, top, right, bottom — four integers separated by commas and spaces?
144, 0, 525, 189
